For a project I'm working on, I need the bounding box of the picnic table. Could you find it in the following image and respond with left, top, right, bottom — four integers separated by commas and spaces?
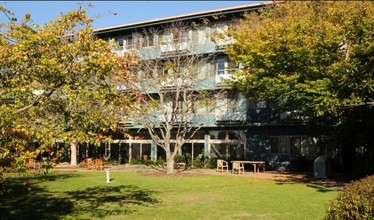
231, 161, 266, 174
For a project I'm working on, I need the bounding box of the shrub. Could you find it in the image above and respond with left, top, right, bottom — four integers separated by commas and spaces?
175, 153, 192, 167
129, 159, 164, 167
206, 158, 217, 169
324, 175, 374, 220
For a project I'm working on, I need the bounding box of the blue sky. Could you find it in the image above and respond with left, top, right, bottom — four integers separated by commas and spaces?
2, 1, 261, 29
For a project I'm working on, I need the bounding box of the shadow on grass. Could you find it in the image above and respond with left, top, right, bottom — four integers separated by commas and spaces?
0, 173, 159, 219
273, 172, 347, 192
0, 176, 74, 220
65, 185, 159, 218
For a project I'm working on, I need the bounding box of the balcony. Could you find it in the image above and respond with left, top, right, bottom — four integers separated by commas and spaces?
158, 114, 192, 124
112, 45, 140, 56
118, 116, 135, 127
160, 78, 192, 89
215, 37, 235, 49
215, 69, 237, 85
215, 112, 247, 124
160, 40, 189, 55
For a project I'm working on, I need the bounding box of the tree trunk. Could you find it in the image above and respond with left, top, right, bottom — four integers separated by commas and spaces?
70, 141, 77, 166
165, 152, 175, 174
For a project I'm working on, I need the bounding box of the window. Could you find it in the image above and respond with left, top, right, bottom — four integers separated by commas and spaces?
142, 34, 155, 47
116, 37, 124, 47
197, 26, 210, 44
216, 57, 228, 75
214, 22, 234, 47
124, 35, 133, 50
216, 57, 235, 76
195, 95, 216, 114
270, 136, 316, 158
123, 34, 142, 50
197, 62, 215, 79
290, 137, 315, 158
159, 31, 171, 45
249, 100, 267, 109
217, 92, 246, 113
270, 136, 289, 154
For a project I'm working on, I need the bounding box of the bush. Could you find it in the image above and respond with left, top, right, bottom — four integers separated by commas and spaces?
174, 153, 192, 167
325, 175, 374, 220
130, 159, 164, 167
206, 158, 217, 169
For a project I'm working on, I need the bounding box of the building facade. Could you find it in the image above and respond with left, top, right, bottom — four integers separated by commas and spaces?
94, 2, 319, 170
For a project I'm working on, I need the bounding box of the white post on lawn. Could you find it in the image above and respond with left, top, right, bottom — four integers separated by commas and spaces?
105, 169, 110, 183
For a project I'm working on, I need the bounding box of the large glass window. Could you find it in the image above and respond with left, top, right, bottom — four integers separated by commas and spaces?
217, 92, 246, 113
290, 137, 316, 158
270, 136, 316, 158
270, 136, 289, 155
194, 95, 216, 114
197, 62, 215, 79
142, 34, 155, 47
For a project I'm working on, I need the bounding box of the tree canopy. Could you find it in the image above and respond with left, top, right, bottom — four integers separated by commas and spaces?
222, 1, 374, 178
224, 1, 374, 118
0, 4, 136, 168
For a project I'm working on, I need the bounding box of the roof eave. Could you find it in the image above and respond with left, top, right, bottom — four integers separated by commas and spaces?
94, 1, 273, 35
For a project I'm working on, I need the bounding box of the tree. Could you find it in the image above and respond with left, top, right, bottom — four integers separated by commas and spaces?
128, 21, 220, 174
220, 1, 374, 177
0, 4, 136, 168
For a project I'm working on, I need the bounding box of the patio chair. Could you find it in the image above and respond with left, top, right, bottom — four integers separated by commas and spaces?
216, 159, 229, 172
232, 161, 244, 174
83, 158, 94, 169
26, 159, 40, 170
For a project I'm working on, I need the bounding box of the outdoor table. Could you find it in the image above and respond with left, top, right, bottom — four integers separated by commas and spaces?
231, 161, 266, 173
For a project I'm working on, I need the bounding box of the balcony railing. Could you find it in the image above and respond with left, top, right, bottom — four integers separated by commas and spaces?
118, 116, 135, 127
160, 78, 192, 89
215, 112, 247, 123
215, 69, 237, 85
158, 114, 192, 123
160, 38, 189, 55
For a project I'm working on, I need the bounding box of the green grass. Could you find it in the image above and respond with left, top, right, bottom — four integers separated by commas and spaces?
0, 170, 338, 220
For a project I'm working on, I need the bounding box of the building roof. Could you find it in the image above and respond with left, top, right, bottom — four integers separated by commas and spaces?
95, 1, 273, 35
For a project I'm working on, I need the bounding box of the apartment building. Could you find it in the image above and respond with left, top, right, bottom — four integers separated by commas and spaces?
94, 2, 318, 170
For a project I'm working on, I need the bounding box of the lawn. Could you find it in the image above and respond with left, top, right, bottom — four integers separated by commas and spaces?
0, 170, 338, 220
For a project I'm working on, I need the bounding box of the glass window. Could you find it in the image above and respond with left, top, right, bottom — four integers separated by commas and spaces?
216, 92, 245, 113
216, 57, 227, 75
198, 26, 209, 44
290, 137, 315, 158
147, 35, 154, 47
270, 136, 290, 155
197, 62, 214, 79
270, 136, 315, 158
195, 96, 216, 114
249, 100, 267, 109
116, 37, 124, 47
124, 35, 133, 50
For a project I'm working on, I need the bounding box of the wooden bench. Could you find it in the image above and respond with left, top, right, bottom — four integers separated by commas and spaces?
176, 162, 186, 169
162, 162, 186, 169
